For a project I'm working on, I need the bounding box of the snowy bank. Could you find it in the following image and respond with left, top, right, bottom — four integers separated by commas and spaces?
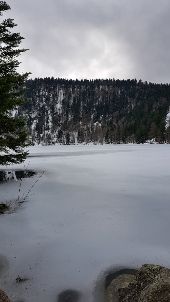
0, 144, 170, 302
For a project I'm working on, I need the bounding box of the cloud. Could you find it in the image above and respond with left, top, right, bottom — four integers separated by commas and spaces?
6, 0, 170, 82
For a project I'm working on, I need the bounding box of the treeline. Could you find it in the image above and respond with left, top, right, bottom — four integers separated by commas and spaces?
19, 78, 170, 144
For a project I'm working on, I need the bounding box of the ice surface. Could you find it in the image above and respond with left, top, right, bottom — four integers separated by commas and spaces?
0, 144, 170, 302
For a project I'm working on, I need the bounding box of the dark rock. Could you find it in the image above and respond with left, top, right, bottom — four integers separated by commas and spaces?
0, 171, 5, 182
15, 170, 36, 180
57, 289, 80, 302
0, 204, 9, 214
105, 268, 136, 289
106, 264, 170, 302
0, 289, 11, 302
0, 170, 36, 183
106, 273, 136, 302
16, 275, 29, 283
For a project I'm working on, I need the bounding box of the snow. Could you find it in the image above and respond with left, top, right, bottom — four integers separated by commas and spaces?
166, 110, 170, 129
56, 89, 64, 112
0, 144, 170, 302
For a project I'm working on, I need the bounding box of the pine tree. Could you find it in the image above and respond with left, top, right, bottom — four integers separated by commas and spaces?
0, 1, 29, 165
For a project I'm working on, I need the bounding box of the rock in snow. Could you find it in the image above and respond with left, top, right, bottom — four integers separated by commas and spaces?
57, 289, 80, 302
106, 264, 170, 302
0, 290, 11, 302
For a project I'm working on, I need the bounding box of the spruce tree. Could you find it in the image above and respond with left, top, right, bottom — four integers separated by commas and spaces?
0, 1, 28, 165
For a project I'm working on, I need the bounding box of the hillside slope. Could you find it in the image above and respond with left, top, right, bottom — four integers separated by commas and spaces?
20, 78, 170, 144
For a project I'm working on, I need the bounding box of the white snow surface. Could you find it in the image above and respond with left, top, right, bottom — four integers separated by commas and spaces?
166, 111, 170, 129
0, 144, 170, 302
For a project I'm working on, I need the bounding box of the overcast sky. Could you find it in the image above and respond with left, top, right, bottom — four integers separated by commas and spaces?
6, 0, 170, 83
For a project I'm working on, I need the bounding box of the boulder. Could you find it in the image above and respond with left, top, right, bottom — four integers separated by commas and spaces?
57, 289, 80, 302
106, 264, 170, 302
0, 204, 9, 214
0, 289, 11, 302
106, 273, 135, 302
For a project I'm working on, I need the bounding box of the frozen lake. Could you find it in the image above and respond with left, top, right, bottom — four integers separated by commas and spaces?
0, 144, 170, 302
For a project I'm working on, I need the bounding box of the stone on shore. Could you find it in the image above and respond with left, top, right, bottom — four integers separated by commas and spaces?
0, 289, 11, 302
106, 264, 170, 302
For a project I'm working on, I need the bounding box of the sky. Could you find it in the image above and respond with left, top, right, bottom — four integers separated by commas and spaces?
6, 0, 170, 83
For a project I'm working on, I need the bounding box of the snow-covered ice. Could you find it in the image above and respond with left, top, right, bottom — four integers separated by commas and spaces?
0, 144, 170, 302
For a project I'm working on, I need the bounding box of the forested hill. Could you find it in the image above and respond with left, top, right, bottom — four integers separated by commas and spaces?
21, 78, 170, 145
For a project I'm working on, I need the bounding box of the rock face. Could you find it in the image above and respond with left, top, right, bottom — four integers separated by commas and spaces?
0, 289, 11, 302
106, 264, 170, 302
